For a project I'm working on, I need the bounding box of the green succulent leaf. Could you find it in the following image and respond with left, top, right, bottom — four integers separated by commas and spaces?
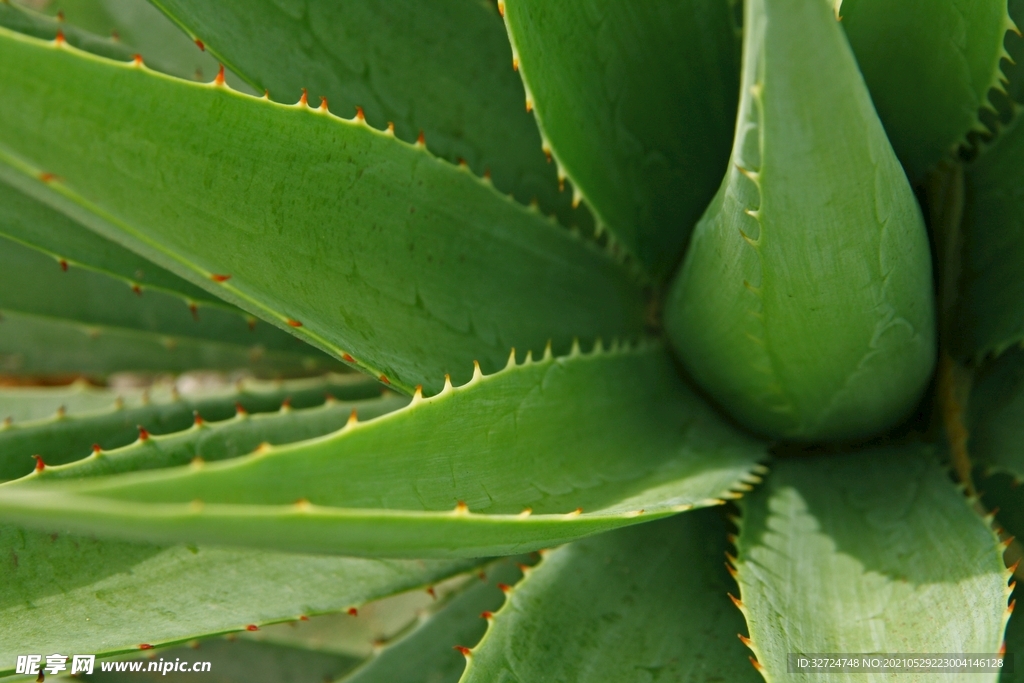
0, 176, 233, 308
0, 235, 324, 355
0, 0, 132, 61
25, 0, 243, 86
0, 309, 333, 377
0, 27, 645, 395
956, 113, 1024, 360
340, 560, 524, 683
1002, 0, 1024, 108
735, 446, 1010, 680
239, 572, 474, 659
0, 380, 143, 422
501, 0, 740, 278
0, 373, 384, 481
976, 470, 1024, 683
462, 509, 759, 683
0, 522, 478, 676
146, 0, 584, 229
839, 0, 1014, 180
0, 342, 766, 558
84, 638, 361, 683
967, 347, 1024, 480
664, 0, 936, 441
27, 394, 406, 482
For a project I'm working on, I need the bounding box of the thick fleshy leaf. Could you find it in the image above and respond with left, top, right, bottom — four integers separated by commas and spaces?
734, 447, 1009, 678
0, 28, 645, 395
967, 348, 1024, 479
0, 342, 766, 558
243, 569, 481, 658
956, 114, 1024, 359
340, 560, 524, 683
0, 309, 334, 376
0, 0, 131, 61
148, 0, 584, 228
0, 523, 478, 675
84, 638, 361, 683
664, 0, 935, 441
21, 0, 244, 86
1004, 0, 1024, 107
501, 0, 740, 277
839, 0, 1014, 180
26, 394, 406, 482
0, 176, 228, 307
0, 235, 322, 353
977, 471, 1024, 683
0, 374, 383, 481
0, 380, 141, 422
462, 510, 758, 683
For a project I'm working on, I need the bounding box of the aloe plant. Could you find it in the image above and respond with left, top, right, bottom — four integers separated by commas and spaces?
1, 0, 1023, 679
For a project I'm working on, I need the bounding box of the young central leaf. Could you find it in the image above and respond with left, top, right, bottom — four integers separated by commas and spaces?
664, 0, 935, 441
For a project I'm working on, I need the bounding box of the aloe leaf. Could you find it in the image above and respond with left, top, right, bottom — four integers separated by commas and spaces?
146, 0, 584, 229
0, 176, 231, 308
956, 113, 1024, 360
0, 375, 362, 422
84, 638, 361, 683
0, 235, 326, 356
977, 471, 1024, 683
966, 347, 1024, 479
0, 28, 645, 395
664, 0, 936, 441
27, 394, 406, 482
0, 309, 334, 377
839, 0, 1015, 180
244, 568, 482, 658
340, 560, 524, 683
0, 342, 766, 558
735, 447, 1009, 679
0, 380, 139, 422
10, 0, 244, 87
1003, 0, 1024, 109
0, 0, 131, 61
0, 525, 479, 677
501, 0, 739, 279
462, 510, 758, 683
0, 374, 383, 481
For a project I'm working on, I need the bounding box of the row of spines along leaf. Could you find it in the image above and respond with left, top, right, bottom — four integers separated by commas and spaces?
12, 336, 642, 486
0, 372, 383, 480
33, 20, 643, 289
0, 337, 767, 563
0, 27, 648, 390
